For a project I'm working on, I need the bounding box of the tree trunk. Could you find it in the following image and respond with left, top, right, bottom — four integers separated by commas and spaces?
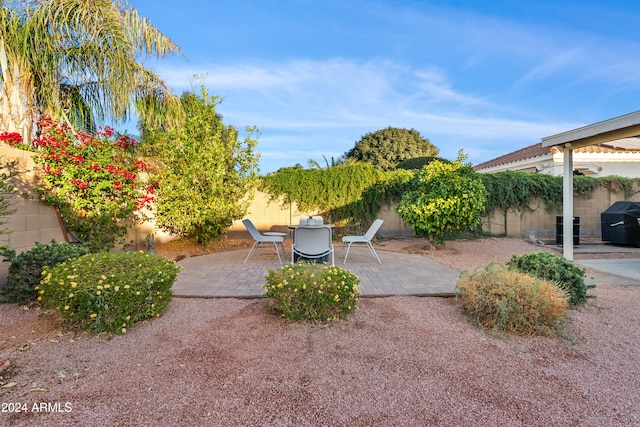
0, 37, 34, 141
428, 233, 436, 251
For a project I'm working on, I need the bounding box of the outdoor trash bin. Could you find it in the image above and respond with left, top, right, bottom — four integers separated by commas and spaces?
556, 216, 579, 246
601, 201, 640, 245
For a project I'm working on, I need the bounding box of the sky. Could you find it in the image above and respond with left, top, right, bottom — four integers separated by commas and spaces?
126, 0, 640, 174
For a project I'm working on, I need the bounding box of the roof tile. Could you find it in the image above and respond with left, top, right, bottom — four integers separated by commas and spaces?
474, 142, 635, 170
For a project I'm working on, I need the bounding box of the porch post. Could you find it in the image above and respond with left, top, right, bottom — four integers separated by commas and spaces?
563, 148, 574, 261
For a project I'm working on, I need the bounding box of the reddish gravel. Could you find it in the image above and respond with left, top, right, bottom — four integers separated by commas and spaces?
0, 237, 639, 426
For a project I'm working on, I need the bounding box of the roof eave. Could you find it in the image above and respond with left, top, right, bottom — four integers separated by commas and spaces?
541, 111, 640, 149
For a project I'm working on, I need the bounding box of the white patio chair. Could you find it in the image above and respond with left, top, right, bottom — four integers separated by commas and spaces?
242, 219, 286, 265
341, 219, 384, 264
292, 225, 334, 265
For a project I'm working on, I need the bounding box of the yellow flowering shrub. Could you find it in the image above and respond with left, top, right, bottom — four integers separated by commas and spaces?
264, 263, 360, 322
456, 265, 569, 336
38, 252, 181, 334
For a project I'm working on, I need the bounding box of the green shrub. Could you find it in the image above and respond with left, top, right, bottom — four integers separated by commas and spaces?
395, 152, 487, 247
264, 263, 360, 322
396, 156, 450, 170
0, 240, 88, 305
38, 252, 181, 334
457, 265, 569, 336
507, 251, 594, 306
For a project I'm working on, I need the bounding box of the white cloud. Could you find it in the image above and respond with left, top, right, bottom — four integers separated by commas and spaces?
152, 50, 618, 172
517, 48, 585, 83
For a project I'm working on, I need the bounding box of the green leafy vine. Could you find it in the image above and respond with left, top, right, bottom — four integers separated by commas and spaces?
262, 166, 640, 236
261, 164, 411, 232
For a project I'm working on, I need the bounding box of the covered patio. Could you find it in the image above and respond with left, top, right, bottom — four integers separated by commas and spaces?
541, 111, 640, 260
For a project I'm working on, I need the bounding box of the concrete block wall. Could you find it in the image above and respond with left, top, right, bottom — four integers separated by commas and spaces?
376, 201, 414, 237
0, 145, 66, 285
229, 187, 632, 241
574, 187, 627, 238
482, 186, 633, 240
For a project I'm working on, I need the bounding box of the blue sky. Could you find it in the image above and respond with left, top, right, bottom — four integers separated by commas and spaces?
127, 0, 640, 174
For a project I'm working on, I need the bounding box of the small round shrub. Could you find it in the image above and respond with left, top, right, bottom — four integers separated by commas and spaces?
507, 251, 594, 306
264, 263, 360, 322
0, 240, 89, 305
456, 265, 569, 336
38, 251, 181, 335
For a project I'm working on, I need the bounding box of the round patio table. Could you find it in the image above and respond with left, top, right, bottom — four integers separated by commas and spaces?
263, 231, 287, 237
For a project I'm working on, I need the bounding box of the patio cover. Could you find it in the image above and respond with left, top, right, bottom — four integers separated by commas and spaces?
541, 110, 640, 260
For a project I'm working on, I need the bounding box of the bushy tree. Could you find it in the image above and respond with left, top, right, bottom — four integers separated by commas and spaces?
395, 152, 487, 249
344, 127, 439, 171
140, 83, 260, 245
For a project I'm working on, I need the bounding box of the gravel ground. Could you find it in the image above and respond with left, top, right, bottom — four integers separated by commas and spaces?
1, 237, 639, 426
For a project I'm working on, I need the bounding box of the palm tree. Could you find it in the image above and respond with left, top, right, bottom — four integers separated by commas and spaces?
0, 0, 184, 142
307, 154, 349, 169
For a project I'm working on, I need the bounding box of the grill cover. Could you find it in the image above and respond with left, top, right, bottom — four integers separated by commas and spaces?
601, 201, 640, 244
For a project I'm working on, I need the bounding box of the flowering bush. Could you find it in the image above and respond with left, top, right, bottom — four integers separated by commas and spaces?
38, 251, 181, 335
264, 263, 360, 322
0, 132, 24, 147
15, 118, 155, 251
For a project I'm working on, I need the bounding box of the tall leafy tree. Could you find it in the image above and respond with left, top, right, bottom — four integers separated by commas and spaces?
345, 127, 439, 171
140, 83, 261, 245
0, 0, 183, 142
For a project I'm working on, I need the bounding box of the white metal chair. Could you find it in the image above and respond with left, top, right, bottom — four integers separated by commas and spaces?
291, 225, 334, 265
341, 219, 384, 264
242, 219, 286, 265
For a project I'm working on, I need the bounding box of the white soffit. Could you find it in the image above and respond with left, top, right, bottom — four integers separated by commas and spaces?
600, 137, 640, 151
541, 111, 640, 149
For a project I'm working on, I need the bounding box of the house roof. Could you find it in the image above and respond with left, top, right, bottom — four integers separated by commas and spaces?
474, 142, 548, 170
474, 142, 636, 170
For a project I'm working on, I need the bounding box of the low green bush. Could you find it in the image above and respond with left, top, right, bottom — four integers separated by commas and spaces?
264, 263, 360, 322
457, 265, 569, 336
0, 240, 88, 305
507, 251, 594, 306
37, 251, 181, 334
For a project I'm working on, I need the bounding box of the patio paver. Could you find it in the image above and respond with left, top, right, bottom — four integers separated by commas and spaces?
171, 246, 460, 298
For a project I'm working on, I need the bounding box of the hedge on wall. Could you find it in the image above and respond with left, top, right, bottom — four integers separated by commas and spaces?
480, 172, 640, 214
261, 164, 640, 235
260, 164, 412, 232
